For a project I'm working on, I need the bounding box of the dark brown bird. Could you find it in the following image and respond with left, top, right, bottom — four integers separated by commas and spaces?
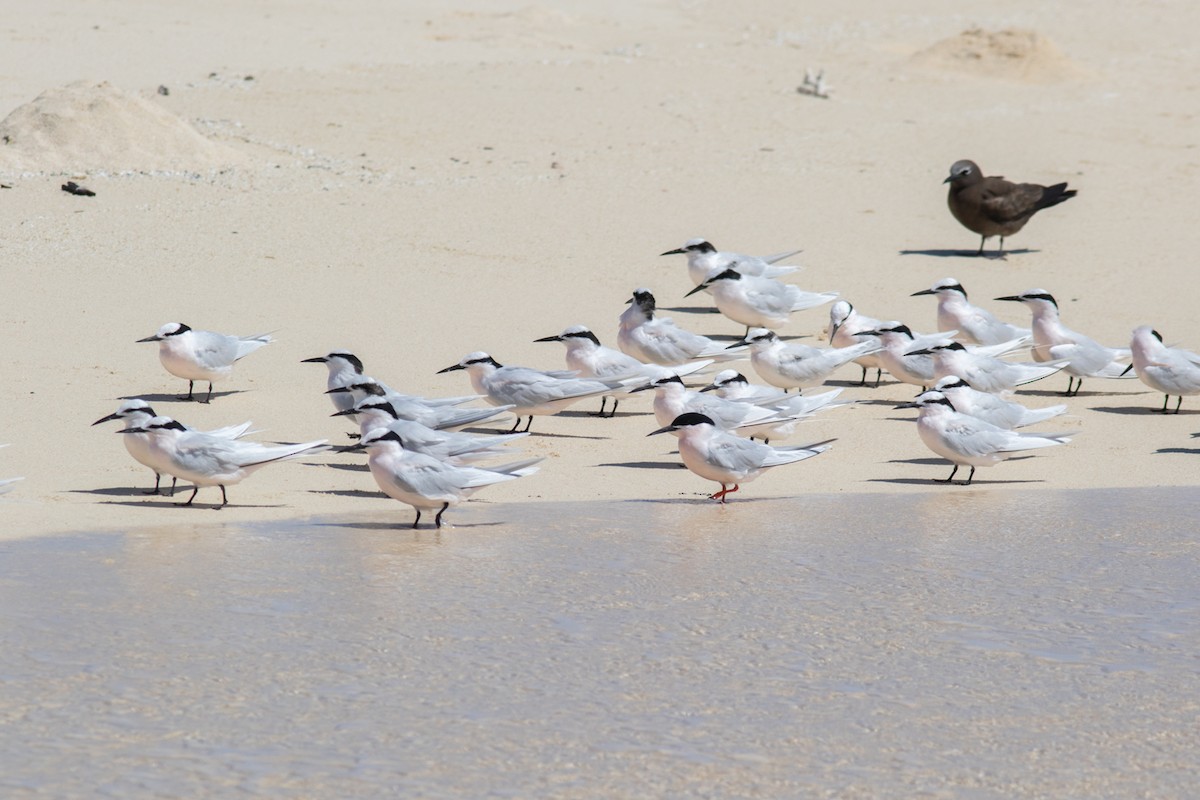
945, 160, 1076, 257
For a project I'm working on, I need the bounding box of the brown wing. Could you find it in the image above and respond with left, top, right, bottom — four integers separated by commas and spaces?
978, 178, 1045, 224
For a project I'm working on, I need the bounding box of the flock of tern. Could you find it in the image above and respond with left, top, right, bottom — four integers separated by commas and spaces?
9, 163, 1195, 526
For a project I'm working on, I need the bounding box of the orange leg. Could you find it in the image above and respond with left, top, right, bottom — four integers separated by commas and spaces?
709, 483, 741, 503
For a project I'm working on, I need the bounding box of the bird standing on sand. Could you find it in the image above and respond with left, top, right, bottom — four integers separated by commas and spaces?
648, 412, 832, 502
138, 322, 272, 403
896, 392, 1072, 486
944, 160, 1076, 257
1127, 326, 1200, 414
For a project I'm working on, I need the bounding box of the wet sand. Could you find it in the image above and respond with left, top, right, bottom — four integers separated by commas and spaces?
3, 487, 1198, 798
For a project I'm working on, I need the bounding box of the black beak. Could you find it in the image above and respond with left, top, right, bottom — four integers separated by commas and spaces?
993, 295, 1023, 302
647, 424, 676, 436
437, 364, 465, 373
895, 402, 920, 410
684, 283, 707, 298
943, 175, 953, 184
660, 248, 687, 256
1120, 364, 1134, 377
118, 427, 147, 434
92, 413, 120, 426
910, 289, 936, 297
533, 335, 562, 343
325, 387, 353, 395
725, 340, 748, 350
301, 356, 328, 363
906, 348, 933, 356
331, 408, 356, 417
136, 335, 161, 343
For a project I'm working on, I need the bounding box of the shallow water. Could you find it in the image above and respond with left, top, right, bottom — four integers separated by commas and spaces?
2, 487, 1198, 798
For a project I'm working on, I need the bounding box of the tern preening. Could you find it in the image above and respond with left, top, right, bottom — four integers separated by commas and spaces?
618, 288, 746, 366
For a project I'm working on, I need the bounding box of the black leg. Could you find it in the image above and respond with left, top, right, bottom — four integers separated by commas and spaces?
873, 368, 882, 388
434, 502, 449, 528
508, 417, 522, 433
521, 416, 532, 433
593, 397, 609, 417
935, 465, 959, 483
218, 485, 228, 507
959, 466, 976, 486
180, 486, 199, 506
412, 509, 421, 529
1174, 395, 1183, 414
204, 382, 214, 404
168, 477, 177, 497
858, 366, 867, 386
184, 380, 195, 401
997, 236, 1006, 258
608, 399, 619, 418
144, 472, 163, 495
976, 236, 986, 256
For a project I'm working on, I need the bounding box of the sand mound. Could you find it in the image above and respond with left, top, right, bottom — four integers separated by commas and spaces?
909, 28, 1084, 83
0, 81, 245, 173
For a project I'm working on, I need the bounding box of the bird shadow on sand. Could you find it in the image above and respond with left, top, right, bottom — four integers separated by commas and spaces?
312, 519, 506, 531
660, 305, 723, 315
309, 489, 384, 500
898, 247, 1036, 259
117, 390, 245, 404
624, 494, 785, 506
1091, 405, 1199, 416
1018, 387, 1140, 399
96, 498, 287, 509
314, 461, 370, 472
70, 486, 167, 497
867, 476, 1043, 486
1157, 447, 1200, 455
596, 460, 687, 470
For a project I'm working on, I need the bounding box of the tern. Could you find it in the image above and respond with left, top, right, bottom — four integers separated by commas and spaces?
931, 377, 1068, 429
138, 322, 272, 403
631, 374, 787, 433
896, 392, 1072, 485
333, 398, 529, 461
736, 328, 881, 392
120, 416, 327, 507
911, 278, 1031, 345
908, 341, 1067, 394
618, 288, 746, 366
93, 398, 256, 495
534, 324, 711, 416
661, 238, 802, 287
648, 412, 832, 502
700, 370, 851, 442
351, 428, 542, 528
828, 300, 885, 386
1127, 326, 1200, 413
995, 290, 1131, 396
438, 352, 632, 433
859, 323, 943, 388
327, 379, 511, 431
686, 269, 838, 331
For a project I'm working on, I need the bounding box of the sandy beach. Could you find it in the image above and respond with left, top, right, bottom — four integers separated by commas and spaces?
2, 2, 1200, 794
1, 0, 1199, 538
